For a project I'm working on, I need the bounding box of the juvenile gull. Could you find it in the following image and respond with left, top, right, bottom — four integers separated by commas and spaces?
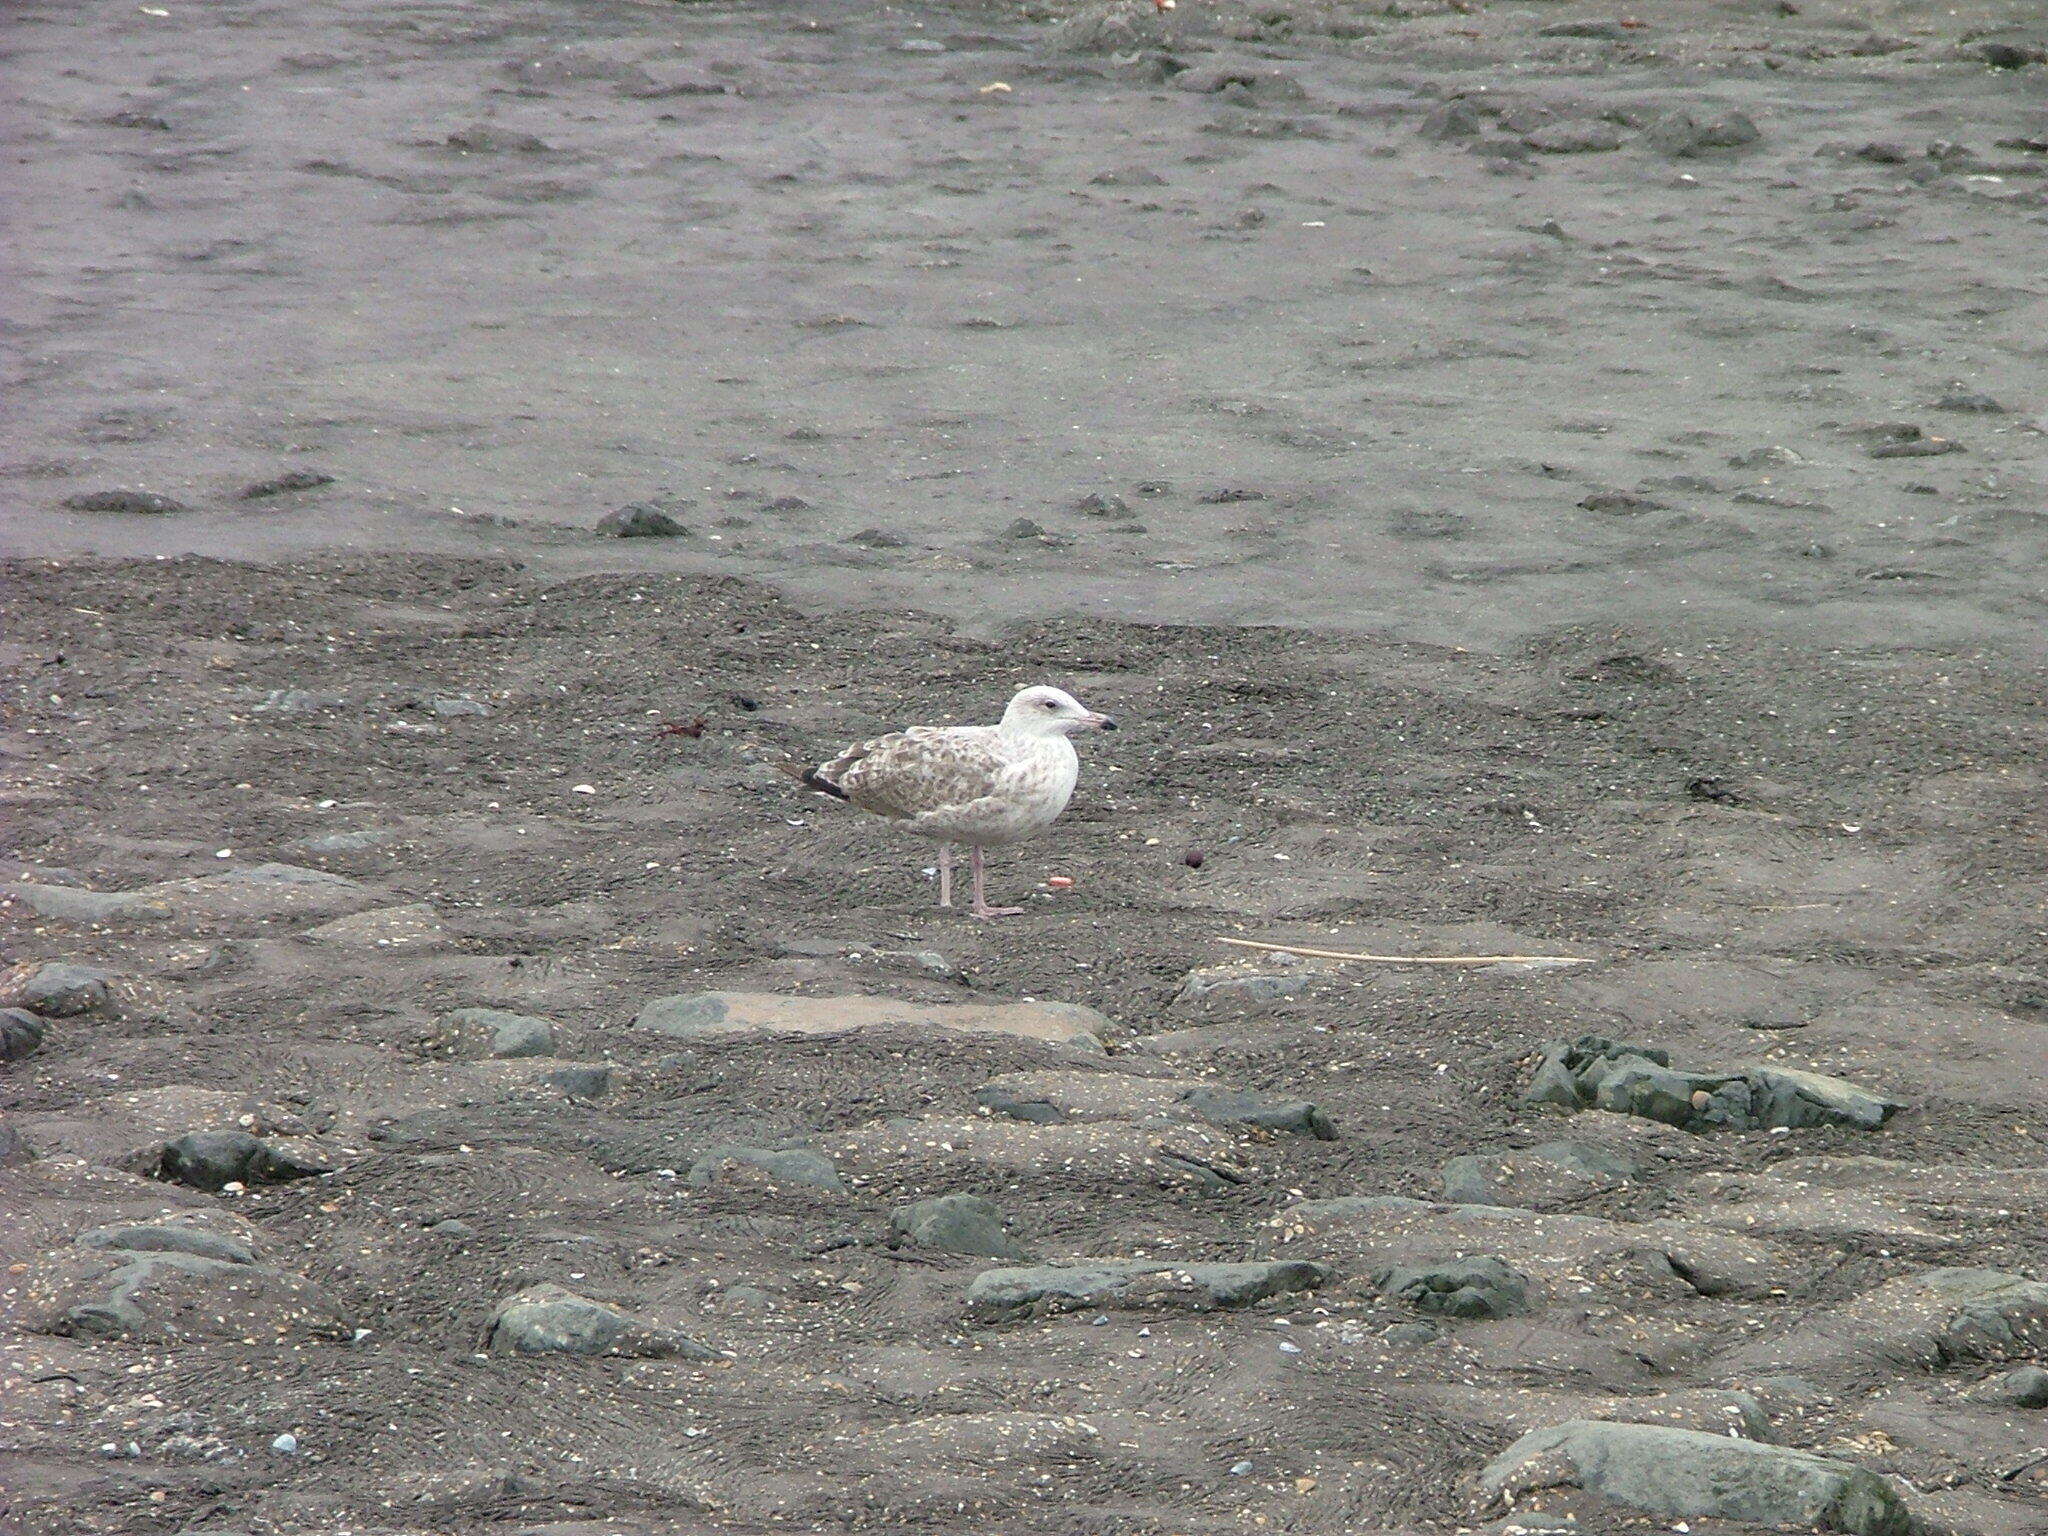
787, 686, 1116, 919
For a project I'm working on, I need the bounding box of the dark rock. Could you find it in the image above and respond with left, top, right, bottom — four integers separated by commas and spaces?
1870, 436, 1962, 459
63, 489, 192, 515
0, 1007, 47, 1062
431, 1007, 558, 1060
1179, 1086, 1336, 1140
1539, 19, 1627, 38
1978, 42, 2045, 69
1004, 517, 1049, 539
1373, 1255, 1531, 1318
1480, 1420, 1913, 1535
1645, 110, 1762, 157
1420, 102, 1482, 141
446, 124, 550, 153
156, 1130, 331, 1192
1383, 1321, 1441, 1346
686, 1145, 846, 1195
78, 1222, 256, 1265
0, 1119, 31, 1165
1578, 490, 1666, 513
596, 502, 691, 538
889, 1193, 1033, 1259
1968, 1365, 2048, 1407
484, 1283, 717, 1358
46, 1252, 351, 1344
1173, 62, 1306, 101
967, 1259, 1328, 1320
1934, 391, 2005, 413
1076, 492, 1131, 517
846, 527, 907, 548
975, 1084, 1066, 1123
544, 1064, 611, 1098
1522, 1035, 1901, 1133
239, 470, 334, 499
9, 961, 113, 1016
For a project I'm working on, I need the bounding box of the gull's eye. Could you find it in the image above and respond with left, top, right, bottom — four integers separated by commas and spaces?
1042, 699, 1058, 709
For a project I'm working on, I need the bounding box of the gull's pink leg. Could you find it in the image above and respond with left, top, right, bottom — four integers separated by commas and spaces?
937, 845, 953, 908
968, 845, 1024, 919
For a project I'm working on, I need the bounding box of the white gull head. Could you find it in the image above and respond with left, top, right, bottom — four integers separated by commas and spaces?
998, 685, 1117, 739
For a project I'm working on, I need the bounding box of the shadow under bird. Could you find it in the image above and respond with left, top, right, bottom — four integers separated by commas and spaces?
783, 686, 1116, 919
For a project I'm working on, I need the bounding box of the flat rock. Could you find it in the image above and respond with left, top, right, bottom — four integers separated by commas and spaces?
836, 1116, 1251, 1193
1442, 1141, 1642, 1208
39, 1250, 351, 1344
1172, 961, 1308, 1014
976, 1069, 1335, 1138
5, 961, 114, 1016
686, 1145, 846, 1195
1672, 1170, 1951, 1245
966, 1259, 1328, 1320
1271, 1195, 1785, 1299
3, 883, 162, 925
1479, 1420, 1912, 1535
1645, 109, 1762, 157
1718, 1266, 2048, 1380
1524, 1035, 1902, 1133
483, 1283, 717, 1358
889, 1193, 1033, 1259
302, 903, 450, 950
635, 990, 1115, 1051
63, 488, 192, 514
77, 1218, 258, 1265
137, 862, 377, 923
1967, 1365, 2048, 1407
430, 1007, 558, 1059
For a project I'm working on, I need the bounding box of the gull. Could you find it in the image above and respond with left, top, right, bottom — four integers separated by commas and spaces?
786, 686, 1117, 918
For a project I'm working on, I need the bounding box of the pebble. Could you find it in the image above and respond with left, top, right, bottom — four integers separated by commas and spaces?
596, 502, 691, 538
239, 470, 334, 499
272, 1433, 300, 1454
63, 489, 192, 514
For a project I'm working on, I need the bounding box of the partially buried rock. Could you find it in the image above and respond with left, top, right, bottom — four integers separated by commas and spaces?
596, 501, 690, 538
302, 903, 449, 951
78, 1220, 257, 1265
1173, 962, 1306, 1014
63, 488, 192, 515
1, 1008, 47, 1063
686, 1145, 846, 1195
966, 1259, 1328, 1320
1525, 121, 1624, 154
1968, 1365, 2048, 1408
7, 961, 113, 1017
1522, 1035, 1901, 1133
1645, 109, 1762, 157
484, 1283, 717, 1358
890, 1193, 1033, 1260
1479, 1420, 1913, 1535
1719, 1266, 2048, 1380
430, 1007, 558, 1060
156, 1130, 330, 1192
239, 470, 334, 499
1374, 1255, 1531, 1318
1442, 1141, 1641, 1208
45, 1252, 351, 1344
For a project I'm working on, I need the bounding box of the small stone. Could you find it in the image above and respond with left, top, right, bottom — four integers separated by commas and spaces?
1934, 391, 2005, 413
966, 1259, 1329, 1320
1539, 19, 1626, 38
1729, 444, 1803, 468
427, 695, 488, 717
63, 489, 192, 515
1383, 1321, 1441, 1346
846, 527, 906, 548
9, 962, 114, 1017
1005, 517, 1049, 539
1525, 121, 1624, 154
271, 1433, 299, 1454
900, 37, 947, 51
596, 502, 691, 537
1646, 109, 1762, 157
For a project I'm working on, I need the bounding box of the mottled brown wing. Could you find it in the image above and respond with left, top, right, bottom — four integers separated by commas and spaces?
823, 727, 1011, 822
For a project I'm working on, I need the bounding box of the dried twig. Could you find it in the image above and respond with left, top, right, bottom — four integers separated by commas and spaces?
1214, 937, 1596, 966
